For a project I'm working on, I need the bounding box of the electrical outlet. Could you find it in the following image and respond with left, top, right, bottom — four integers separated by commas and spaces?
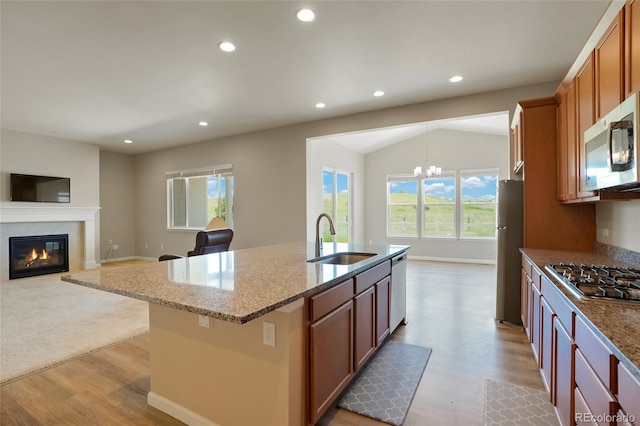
198, 315, 212, 328
160, 244, 164, 250
145, 243, 148, 249
603, 228, 610, 237
112, 244, 119, 250
263, 322, 275, 347
108, 239, 113, 248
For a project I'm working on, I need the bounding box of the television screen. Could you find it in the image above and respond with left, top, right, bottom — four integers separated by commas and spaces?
10, 173, 71, 203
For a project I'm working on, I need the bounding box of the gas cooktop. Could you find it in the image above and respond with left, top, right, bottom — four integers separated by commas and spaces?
545, 263, 640, 302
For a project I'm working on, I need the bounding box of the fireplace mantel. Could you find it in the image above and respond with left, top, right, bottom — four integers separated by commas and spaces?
0, 205, 101, 270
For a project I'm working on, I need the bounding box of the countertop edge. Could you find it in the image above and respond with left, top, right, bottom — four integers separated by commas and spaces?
62, 246, 409, 325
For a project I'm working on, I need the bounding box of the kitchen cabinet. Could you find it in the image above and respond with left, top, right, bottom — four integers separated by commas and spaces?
576, 53, 599, 199
309, 279, 355, 424
512, 109, 524, 174
354, 285, 376, 372
556, 83, 580, 202
596, 11, 625, 119
574, 349, 618, 421
554, 316, 575, 426
309, 259, 393, 423
618, 362, 640, 422
515, 97, 595, 250
626, 0, 640, 96
540, 296, 554, 394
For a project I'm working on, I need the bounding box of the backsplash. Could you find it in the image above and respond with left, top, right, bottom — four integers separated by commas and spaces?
594, 241, 640, 266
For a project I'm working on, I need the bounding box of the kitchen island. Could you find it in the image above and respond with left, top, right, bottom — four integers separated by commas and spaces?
62, 241, 409, 426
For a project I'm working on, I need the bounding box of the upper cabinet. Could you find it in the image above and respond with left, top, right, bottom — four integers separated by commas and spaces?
595, 11, 624, 119
555, 3, 640, 203
626, 0, 640, 96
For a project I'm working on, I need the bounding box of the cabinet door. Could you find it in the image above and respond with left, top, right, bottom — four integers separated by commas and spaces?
557, 90, 568, 201
309, 300, 354, 424
596, 11, 624, 118
554, 318, 575, 426
566, 83, 579, 200
354, 286, 376, 372
530, 281, 541, 363
376, 276, 391, 346
540, 296, 554, 396
521, 268, 529, 333
577, 53, 597, 198
626, 0, 640, 96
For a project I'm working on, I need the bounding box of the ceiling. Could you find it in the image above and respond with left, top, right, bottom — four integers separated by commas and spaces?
0, 1, 609, 155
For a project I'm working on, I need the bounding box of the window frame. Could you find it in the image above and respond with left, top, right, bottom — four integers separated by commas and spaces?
385, 168, 498, 241
322, 167, 352, 243
459, 169, 499, 240
166, 164, 233, 231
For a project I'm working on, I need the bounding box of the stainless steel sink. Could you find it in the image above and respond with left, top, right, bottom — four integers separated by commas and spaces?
308, 252, 376, 265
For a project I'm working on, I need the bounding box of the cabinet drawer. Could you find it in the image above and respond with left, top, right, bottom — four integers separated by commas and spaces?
541, 276, 574, 334
574, 387, 593, 425
618, 362, 640, 422
575, 315, 616, 390
532, 266, 542, 291
522, 256, 533, 277
355, 261, 390, 294
310, 279, 354, 322
575, 349, 618, 419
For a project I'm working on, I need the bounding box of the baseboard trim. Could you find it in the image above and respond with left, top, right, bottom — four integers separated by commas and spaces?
407, 255, 496, 265
147, 391, 220, 426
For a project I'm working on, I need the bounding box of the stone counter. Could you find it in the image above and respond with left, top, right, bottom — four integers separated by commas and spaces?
521, 248, 640, 380
62, 241, 409, 324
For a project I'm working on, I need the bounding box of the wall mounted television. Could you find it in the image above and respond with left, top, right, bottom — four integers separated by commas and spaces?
10, 173, 71, 203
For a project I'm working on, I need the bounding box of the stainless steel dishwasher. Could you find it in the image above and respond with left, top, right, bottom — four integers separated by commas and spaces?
390, 252, 407, 332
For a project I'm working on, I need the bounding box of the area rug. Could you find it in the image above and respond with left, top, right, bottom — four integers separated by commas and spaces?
484, 379, 558, 426
0, 273, 149, 384
337, 340, 432, 426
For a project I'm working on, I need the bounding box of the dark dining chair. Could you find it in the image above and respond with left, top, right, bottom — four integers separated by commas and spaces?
159, 228, 234, 261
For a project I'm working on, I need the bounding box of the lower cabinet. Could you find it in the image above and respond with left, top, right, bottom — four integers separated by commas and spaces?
309, 300, 354, 424
553, 315, 575, 426
522, 254, 640, 426
308, 260, 393, 424
354, 286, 376, 372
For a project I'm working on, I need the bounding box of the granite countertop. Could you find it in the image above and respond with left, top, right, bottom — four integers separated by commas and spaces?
521, 248, 640, 379
61, 241, 408, 324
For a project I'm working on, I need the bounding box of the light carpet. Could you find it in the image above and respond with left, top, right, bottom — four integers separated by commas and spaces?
484, 379, 559, 426
337, 340, 432, 426
1, 273, 149, 384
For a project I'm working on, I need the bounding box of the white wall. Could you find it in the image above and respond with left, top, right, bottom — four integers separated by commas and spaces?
0, 128, 101, 270
365, 128, 509, 263
306, 138, 365, 243
100, 151, 136, 261
596, 201, 640, 253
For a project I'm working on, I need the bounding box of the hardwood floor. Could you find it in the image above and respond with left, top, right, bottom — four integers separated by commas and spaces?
0, 260, 543, 425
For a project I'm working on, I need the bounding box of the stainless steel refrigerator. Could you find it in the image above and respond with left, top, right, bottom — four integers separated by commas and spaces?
495, 179, 524, 324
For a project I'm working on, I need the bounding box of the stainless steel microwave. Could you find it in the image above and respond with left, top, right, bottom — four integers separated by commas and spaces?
584, 92, 639, 191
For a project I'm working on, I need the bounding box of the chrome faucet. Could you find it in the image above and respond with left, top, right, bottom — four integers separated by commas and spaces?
315, 213, 336, 257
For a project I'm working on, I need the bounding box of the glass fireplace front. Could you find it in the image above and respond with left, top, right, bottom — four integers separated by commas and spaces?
9, 234, 69, 279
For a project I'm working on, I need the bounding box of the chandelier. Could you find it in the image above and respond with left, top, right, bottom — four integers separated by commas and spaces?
413, 126, 442, 178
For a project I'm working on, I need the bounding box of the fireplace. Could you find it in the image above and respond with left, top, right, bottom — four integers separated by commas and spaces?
9, 234, 69, 279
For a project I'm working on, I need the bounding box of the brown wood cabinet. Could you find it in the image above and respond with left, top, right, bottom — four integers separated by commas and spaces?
307, 259, 394, 424
576, 53, 599, 199
309, 300, 354, 424
596, 11, 625, 119
354, 286, 376, 372
516, 97, 595, 250
554, 317, 575, 426
513, 109, 524, 174
618, 362, 640, 421
626, 0, 640, 96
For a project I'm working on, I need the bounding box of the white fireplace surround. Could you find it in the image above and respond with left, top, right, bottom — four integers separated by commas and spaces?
0, 205, 101, 270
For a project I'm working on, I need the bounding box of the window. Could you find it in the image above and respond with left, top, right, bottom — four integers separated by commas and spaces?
386, 169, 498, 240
323, 169, 351, 242
461, 172, 498, 238
387, 178, 418, 237
167, 165, 233, 229
423, 174, 456, 238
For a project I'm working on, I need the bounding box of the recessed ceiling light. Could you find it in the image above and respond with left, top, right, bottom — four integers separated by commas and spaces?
449, 75, 463, 83
315, 102, 326, 109
297, 9, 315, 22
199, 121, 208, 126
124, 139, 133, 144
219, 41, 236, 53
373, 91, 385, 97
